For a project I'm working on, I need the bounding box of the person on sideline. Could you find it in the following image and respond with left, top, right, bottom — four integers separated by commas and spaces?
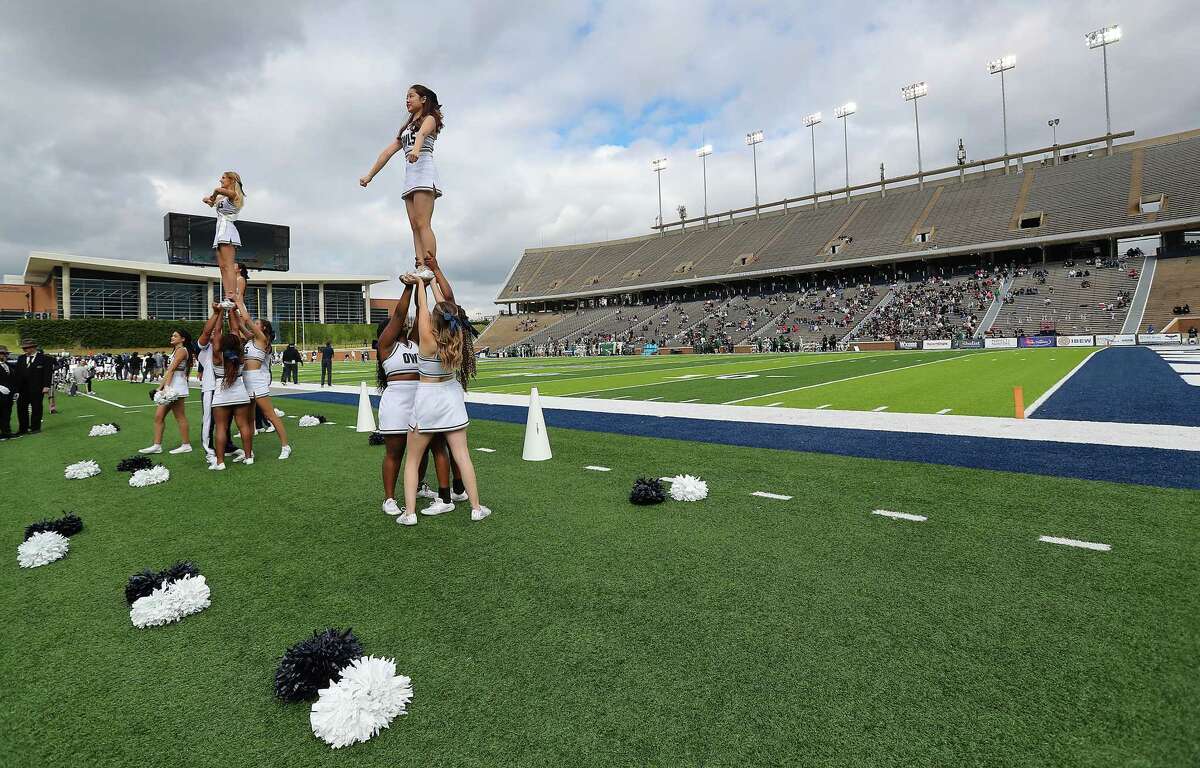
14, 339, 51, 435
320, 341, 334, 386
139, 329, 195, 455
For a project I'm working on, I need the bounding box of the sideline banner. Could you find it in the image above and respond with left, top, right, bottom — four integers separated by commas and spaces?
1137, 333, 1182, 345
898, 340, 920, 350
642, 343, 659, 356
922, 339, 952, 350
1095, 334, 1136, 346
1059, 335, 1095, 347
984, 337, 1018, 349
952, 339, 985, 349
1018, 336, 1057, 348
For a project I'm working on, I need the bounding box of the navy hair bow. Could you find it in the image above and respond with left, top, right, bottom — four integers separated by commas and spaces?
440, 309, 461, 333
222, 348, 241, 361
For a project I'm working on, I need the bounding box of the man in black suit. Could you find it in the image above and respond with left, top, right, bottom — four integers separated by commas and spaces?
0, 345, 16, 440
15, 338, 51, 435
282, 342, 302, 384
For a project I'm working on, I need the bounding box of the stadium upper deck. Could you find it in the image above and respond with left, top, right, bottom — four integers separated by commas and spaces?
497, 129, 1200, 306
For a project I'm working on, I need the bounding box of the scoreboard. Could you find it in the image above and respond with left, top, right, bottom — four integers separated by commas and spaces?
164, 212, 290, 271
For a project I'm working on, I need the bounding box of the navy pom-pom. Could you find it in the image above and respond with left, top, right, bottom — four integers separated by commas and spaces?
124, 560, 203, 604
23, 513, 84, 541
117, 455, 154, 473
368, 432, 385, 446
317, 415, 328, 424
630, 477, 666, 505
159, 560, 201, 584
274, 627, 365, 702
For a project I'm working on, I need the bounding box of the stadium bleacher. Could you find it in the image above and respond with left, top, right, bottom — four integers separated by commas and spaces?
989, 256, 1142, 336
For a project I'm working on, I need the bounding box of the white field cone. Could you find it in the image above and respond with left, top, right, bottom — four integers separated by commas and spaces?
356, 381, 377, 432
522, 387, 552, 461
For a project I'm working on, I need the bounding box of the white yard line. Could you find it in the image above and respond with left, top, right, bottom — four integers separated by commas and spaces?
475, 447, 496, 453
645, 396, 663, 401
75, 414, 96, 418
1025, 348, 1103, 416
584, 465, 611, 472
751, 491, 793, 501
815, 404, 832, 409
872, 406, 889, 412
872, 509, 927, 522
722, 354, 972, 405
681, 398, 700, 403
84, 393, 128, 409
936, 408, 952, 415
1038, 535, 1111, 552
766, 402, 784, 407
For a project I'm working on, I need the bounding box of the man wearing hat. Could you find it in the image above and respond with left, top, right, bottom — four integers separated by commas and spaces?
0, 345, 16, 439
14, 339, 51, 435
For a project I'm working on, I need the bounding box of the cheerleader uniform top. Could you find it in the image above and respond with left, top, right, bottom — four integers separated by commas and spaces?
215, 195, 240, 221
417, 353, 455, 381
398, 119, 436, 156
243, 340, 268, 365
382, 341, 419, 377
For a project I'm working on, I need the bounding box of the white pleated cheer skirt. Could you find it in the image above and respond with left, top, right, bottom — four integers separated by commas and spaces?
378, 380, 418, 435
402, 153, 442, 199
242, 367, 271, 398
212, 377, 251, 407
167, 371, 189, 398
410, 380, 467, 433
213, 217, 241, 248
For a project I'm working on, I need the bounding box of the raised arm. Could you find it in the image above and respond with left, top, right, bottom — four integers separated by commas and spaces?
425, 253, 454, 304
379, 279, 415, 351
198, 304, 222, 347
414, 278, 436, 350
203, 185, 239, 206
360, 139, 403, 187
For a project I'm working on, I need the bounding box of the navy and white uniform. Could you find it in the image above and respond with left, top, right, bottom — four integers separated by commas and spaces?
410, 353, 467, 433
211, 363, 251, 407
198, 342, 216, 455
377, 340, 419, 435
398, 119, 441, 200
212, 196, 242, 248
166, 368, 189, 399
241, 341, 271, 398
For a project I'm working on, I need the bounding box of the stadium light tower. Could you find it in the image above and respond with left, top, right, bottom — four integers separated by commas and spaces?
987, 55, 1016, 173
695, 144, 713, 227
1048, 117, 1060, 146
835, 102, 856, 202
745, 130, 765, 218
1086, 25, 1121, 153
804, 112, 821, 206
650, 157, 668, 235
901, 82, 928, 187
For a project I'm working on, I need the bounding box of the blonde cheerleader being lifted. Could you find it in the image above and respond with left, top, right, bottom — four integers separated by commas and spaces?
202, 171, 246, 308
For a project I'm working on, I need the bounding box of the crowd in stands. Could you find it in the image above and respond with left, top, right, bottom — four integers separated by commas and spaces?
851, 273, 998, 342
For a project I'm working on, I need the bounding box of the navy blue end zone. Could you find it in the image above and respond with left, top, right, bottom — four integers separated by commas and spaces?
281, 390, 1200, 491
1032, 347, 1200, 427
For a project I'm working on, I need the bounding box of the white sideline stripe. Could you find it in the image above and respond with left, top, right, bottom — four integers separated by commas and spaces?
936, 408, 952, 415
345, 426, 356, 429
464, 390, 1200, 453
722, 354, 972, 405
1168, 363, 1200, 373
611, 395, 631, 400
872, 406, 889, 412
815, 404, 832, 409
752, 491, 792, 500
767, 402, 784, 407
475, 447, 496, 453
645, 396, 663, 401
1026, 347, 1102, 416
681, 398, 700, 403
75, 414, 96, 418
1182, 375, 1200, 386
84, 393, 127, 408
1039, 535, 1111, 552
872, 509, 927, 522
584, 465, 611, 471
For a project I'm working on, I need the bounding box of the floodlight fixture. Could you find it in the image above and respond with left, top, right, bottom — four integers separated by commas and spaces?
988, 55, 1017, 171
901, 82, 928, 101
745, 131, 765, 212
900, 83, 928, 184
834, 102, 856, 119
650, 158, 668, 233
987, 55, 1016, 75
695, 144, 713, 158
835, 104, 856, 200
804, 112, 822, 127
1085, 25, 1121, 49
745, 130, 764, 146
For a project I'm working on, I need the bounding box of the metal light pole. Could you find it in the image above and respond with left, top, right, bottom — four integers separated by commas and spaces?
987, 55, 1016, 174
695, 144, 712, 228
1086, 25, 1121, 154
901, 82, 928, 188
650, 157, 668, 236
745, 130, 764, 218
804, 112, 821, 208
835, 103, 856, 203
1048, 118, 1060, 146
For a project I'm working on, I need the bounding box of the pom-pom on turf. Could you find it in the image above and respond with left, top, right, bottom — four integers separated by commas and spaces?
368, 432, 385, 446
129, 574, 211, 628
299, 415, 321, 427
88, 423, 120, 436
159, 560, 201, 584
275, 627, 365, 703
130, 465, 170, 487
667, 474, 709, 502
317, 415, 328, 424
24, 513, 84, 541
629, 477, 666, 505
18, 531, 70, 568
124, 560, 202, 604
309, 656, 413, 748
64, 460, 101, 480
116, 455, 154, 473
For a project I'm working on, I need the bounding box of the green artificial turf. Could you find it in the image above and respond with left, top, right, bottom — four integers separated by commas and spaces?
2, 380, 1197, 767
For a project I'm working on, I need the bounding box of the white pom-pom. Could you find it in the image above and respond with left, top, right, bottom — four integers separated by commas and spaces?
310, 656, 413, 749
274, 408, 285, 417
667, 474, 708, 502
130, 574, 211, 628
129, 465, 170, 487
153, 389, 183, 406
18, 531, 70, 568
88, 424, 119, 437
64, 460, 101, 480
299, 415, 320, 427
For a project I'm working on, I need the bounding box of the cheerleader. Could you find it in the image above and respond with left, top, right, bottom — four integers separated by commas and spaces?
230, 299, 292, 459
195, 304, 223, 461
400, 272, 490, 526
202, 171, 246, 306
210, 318, 254, 470
360, 84, 444, 273
138, 329, 194, 455
375, 276, 419, 516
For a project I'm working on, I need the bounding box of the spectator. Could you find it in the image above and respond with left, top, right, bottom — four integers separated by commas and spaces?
320, 341, 335, 386
282, 342, 302, 384
0, 345, 15, 440
14, 338, 51, 435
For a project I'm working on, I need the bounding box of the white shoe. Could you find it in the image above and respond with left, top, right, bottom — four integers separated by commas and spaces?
169, 444, 192, 455
382, 498, 402, 516
254, 428, 260, 435
421, 499, 455, 516
450, 490, 469, 502
263, 424, 276, 433
139, 444, 162, 454
471, 506, 492, 522
417, 484, 437, 499
208, 462, 226, 471
243, 456, 255, 466
206, 454, 217, 467
279, 445, 292, 460
413, 267, 436, 281
233, 450, 250, 463
218, 299, 236, 309
397, 510, 417, 526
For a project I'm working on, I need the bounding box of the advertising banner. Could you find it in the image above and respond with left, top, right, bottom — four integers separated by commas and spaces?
952, 339, 985, 349
1136, 333, 1182, 345
642, 343, 659, 356
1018, 336, 1057, 348
1095, 334, 1136, 346
898, 340, 920, 350
922, 339, 952, 350
984, 337, 1018, 349
1059, 335, 1095, 347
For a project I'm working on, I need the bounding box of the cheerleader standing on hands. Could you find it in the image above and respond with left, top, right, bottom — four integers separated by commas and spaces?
375, 276, 419, 517
360, 84, 444, 274
230, 299, 291, 459
400, 272, 490, 526
202, 171, 246, 306
139, 329, 194, 455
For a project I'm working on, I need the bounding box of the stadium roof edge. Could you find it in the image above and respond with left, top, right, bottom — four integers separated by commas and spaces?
21, 252, 390, 286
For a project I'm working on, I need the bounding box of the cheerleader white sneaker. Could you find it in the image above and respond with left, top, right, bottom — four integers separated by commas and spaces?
421, 499, 454, 516
450, 490, 469, 502
263, 424, 276, 433
243, 455, 255, 466
168, 444, 192, 454
218, 298, 236, 310
396, 509, 417, 526
208, 462, 226, 471
417, 484, 437, 500
139, 444, 163, 454
382, 498, 402, 516
233, 450, 250, 463
471, 506, 492, 522
413, 267, 436, 281
278, 445, 292, 460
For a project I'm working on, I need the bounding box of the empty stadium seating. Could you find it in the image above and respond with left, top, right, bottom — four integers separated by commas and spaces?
989, 257, 1142, 336
1138, 255, 1200, 333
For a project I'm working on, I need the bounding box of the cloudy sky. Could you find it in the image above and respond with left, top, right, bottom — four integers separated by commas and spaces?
1, 0, 1196, 316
